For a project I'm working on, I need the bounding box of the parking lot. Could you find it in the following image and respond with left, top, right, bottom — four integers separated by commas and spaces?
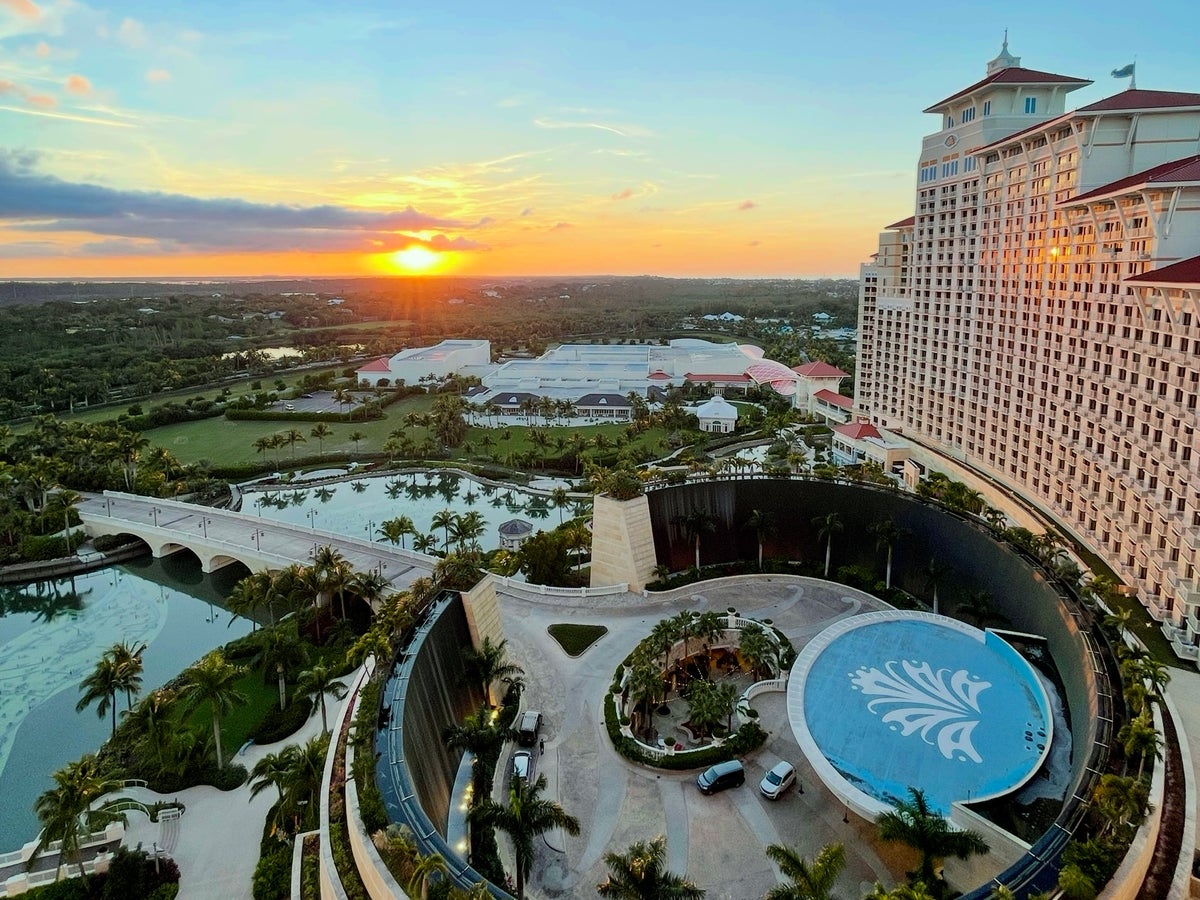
494, 576, 914, 900
270, 390, 371, 415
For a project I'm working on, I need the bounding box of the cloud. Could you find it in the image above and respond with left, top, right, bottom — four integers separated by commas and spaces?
0, 0, 40, 19
117, 17, 147, 48
0, 154, 484, 255
549, 222, 572, 231
520, 207, 533, 217
145, 68, 171, 83
0, 78, 55, 108
611, 187, 634, 201
0, 104, 136, 126
533, 117, 651, 138
64, 74, 92, 95
737, 200, 757, 211
747, 240, 760, 247
35, 40, 49, 57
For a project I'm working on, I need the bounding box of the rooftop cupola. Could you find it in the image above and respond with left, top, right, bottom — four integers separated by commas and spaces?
987, 33, 1021, 75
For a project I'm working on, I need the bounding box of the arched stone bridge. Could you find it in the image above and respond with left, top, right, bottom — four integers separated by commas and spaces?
78, 491, 435, 591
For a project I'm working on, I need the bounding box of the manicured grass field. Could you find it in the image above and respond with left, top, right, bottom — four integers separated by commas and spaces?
184, 667, 280, 761
547, 623, 608, 657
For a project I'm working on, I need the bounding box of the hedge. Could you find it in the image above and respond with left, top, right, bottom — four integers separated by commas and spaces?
17, 530, 86, 561
602, 692, 767, 770
225, 407, 382, 424
249, 696, 314, 745
120, 404, 224, 432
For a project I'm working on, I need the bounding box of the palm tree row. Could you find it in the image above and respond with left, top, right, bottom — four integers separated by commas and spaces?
248, 734, 330, 835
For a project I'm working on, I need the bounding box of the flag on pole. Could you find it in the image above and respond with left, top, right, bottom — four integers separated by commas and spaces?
1112, 63, 1135, 79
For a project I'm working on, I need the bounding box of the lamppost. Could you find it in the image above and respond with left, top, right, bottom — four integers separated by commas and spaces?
251, 529, 264, 551
198, 517, 211, 539
307, 509, 318, 530
366, 519, 375, 542
150, 506, 161, 527
105, 497, 113, 517
377, 561, 388, 578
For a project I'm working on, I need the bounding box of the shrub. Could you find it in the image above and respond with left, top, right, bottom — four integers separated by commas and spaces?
251, 844, 293, 900
249, 696, 314, 744
17, 531, 85, 561
92, 533, 142, 552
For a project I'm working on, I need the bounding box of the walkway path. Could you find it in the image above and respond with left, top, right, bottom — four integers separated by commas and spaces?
111, 668, 358, 900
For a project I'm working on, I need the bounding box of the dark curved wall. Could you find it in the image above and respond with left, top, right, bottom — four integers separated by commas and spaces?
648, 479, 1100, 790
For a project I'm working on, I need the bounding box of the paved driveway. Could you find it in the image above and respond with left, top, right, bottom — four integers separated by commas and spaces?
494, 576, 915, 900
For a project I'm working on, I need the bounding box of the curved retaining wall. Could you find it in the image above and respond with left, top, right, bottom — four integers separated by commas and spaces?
376, 593, 511, 899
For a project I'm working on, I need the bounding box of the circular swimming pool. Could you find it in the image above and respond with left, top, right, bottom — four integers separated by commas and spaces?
787, 610, 1052, 816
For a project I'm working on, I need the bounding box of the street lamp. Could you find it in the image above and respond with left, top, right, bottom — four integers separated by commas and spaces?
251, 529, 264, 551
366, 519, 376, 542
307, 509, 318, 530
198, 517, 211, 539
150, 506, 161, 527
105, 497, 113, 517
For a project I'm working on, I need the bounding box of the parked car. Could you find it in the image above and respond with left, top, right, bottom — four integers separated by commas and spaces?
517, 711, 543, 747
696, 759, 744, 794
512, 750, 532, 782
759, 761, 796, 800
284, 403, 295, 411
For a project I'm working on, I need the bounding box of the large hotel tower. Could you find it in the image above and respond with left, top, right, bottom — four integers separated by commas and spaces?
857, 42, 1200, 658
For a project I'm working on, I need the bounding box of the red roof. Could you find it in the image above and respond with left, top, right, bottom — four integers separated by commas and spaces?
1079, 89, 1200, 113
886, 216, 915, 229
1067, 155, 1200, 205
357, 356, 392, 373
923, 67, 1090, 113
1126, 254, 1200, 286
647, 370, 672, 380
793, 361, 849, 378
834, 422, 883, 441
684, 372, 750, 383
813, 389, 853, 409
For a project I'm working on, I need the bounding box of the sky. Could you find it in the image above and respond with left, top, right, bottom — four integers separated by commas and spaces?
1, 0, 1198, 280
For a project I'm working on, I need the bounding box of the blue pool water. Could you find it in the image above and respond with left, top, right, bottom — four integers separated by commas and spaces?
790, 612, 1051, 815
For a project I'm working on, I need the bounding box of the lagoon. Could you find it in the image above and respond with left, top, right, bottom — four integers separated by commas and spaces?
0, 557, 251, 850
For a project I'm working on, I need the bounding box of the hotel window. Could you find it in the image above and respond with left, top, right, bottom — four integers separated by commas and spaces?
947, 116, 954, 129
983, 100, 992, 116
1024, 97, 1037, 114
961, 107, 976, 124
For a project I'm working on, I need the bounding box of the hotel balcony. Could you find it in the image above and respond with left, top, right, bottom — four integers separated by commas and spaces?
1160, 619, 1200, 661
1169, 573, 1200, 613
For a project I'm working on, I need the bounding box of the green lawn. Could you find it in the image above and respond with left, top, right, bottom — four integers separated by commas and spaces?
184, 668, 279, 761
547, 624, 608, 657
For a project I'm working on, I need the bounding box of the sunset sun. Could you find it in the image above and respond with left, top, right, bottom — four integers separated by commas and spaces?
391, 245, 442, 273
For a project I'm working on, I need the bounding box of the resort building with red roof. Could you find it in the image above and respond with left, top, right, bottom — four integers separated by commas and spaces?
857, 41, 1200, 658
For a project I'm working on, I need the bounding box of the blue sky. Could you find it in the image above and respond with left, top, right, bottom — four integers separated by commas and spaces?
1, 0, 1196, 277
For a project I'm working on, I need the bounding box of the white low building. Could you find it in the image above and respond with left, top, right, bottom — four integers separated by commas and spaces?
356, 339, 491, 387
830, 421, 909, 475
695, 396, 739, 434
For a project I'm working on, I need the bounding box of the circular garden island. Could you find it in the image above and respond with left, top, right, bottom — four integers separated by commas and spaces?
604, 607, 796, 766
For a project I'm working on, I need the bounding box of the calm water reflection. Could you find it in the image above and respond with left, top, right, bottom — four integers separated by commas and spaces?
0, 555, 251, 850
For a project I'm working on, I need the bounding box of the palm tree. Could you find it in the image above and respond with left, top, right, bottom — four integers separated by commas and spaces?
925, 557, 951, 614
296, 663, 348, 734
468, 774, 580, 900
443, 704, 519, 798
76, 654, 122, 738
123, 688, 179, 771
674, 509, 718, 571
256, 621, 309, 710
551, 486, 570, 524
226, 577, 262, 632
348, 430, 365, 453
598, 834, 704, 899
813, 513, 843, 578
738, 622, 778, 680
745, 508, 776, 570
875, 787, 988, 889
310, 423, 333, 455
1117, 712, 1163, 780
179, 651, 248, 770
869, 518, 908, 590
957, 590, 1000, 628
627, 659, 663, 739
1092, 773, 1149, 838
273, 735, 329, 835
32, 755, 121, 880
431, 508, 456, 552
407, 852, 450, 900
463, 636, 525, 706
380, 515, 415, 550
107, 640, 146, 710
249, 745, 298, 803
765, 842, 845, 900
413, 532, 438, 555
284, 428, 306, 458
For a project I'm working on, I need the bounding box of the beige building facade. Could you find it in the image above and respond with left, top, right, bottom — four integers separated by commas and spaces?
856, 42, 1200, 658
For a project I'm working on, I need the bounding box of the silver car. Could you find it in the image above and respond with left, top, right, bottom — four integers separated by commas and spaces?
759, 761, 796, 799
512, 750, 532, 782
